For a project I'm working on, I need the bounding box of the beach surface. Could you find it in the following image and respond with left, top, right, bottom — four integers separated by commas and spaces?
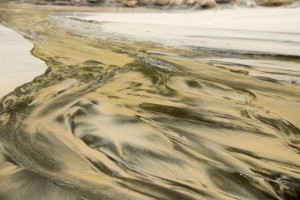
0, 24, 46, 98
60, 7, 300, 84
0, 4, 300, 200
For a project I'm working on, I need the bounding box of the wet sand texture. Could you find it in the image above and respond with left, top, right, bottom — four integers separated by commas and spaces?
0, 4, 300, 200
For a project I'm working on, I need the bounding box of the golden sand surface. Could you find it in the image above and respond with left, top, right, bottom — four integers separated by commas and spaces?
0, 3, 300, 200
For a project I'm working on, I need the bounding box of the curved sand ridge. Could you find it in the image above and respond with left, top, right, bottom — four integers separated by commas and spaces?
0, 24, 46, 98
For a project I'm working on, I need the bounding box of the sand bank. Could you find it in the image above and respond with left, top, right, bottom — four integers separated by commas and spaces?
0, 24, 46, 98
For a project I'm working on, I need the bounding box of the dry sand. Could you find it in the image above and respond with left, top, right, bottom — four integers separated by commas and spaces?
0, 24, 46, 98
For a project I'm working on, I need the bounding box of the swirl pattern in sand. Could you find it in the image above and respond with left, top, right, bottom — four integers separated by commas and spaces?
0, 4, 300, 200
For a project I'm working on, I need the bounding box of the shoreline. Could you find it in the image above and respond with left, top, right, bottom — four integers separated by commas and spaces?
69, 7, 300, 56
0, 24, 46, 98
5, 0, 300, 9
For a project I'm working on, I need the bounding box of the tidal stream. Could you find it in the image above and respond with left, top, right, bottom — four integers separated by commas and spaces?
0, 4, 300, 200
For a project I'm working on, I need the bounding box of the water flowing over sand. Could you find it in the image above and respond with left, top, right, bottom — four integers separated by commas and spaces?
0, 4, 300, 200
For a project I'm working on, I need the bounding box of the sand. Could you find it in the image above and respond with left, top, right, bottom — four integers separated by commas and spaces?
0, 24, 46, 98
0, 4, 300, 200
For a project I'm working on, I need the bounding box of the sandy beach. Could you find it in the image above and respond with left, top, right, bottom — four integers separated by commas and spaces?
0, 24, 46, 98
61, 7, 300, 84
0, 3, 300, 200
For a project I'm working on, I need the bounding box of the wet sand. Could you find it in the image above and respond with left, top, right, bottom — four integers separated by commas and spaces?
0, 24, 46, 98
0, 3, 300, 200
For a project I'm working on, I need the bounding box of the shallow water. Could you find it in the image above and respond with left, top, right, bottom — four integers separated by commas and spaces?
66, 8, 300, 56
0, 24, 46, 98
0, 4, 300, 200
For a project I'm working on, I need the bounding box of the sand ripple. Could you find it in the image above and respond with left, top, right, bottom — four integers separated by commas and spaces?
0, 5, 300, 200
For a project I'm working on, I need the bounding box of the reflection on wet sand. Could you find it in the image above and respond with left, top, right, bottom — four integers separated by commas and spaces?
0, 3, 300, 200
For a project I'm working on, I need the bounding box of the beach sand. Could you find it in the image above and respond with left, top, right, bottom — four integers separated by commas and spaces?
0, 4, 300, 200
